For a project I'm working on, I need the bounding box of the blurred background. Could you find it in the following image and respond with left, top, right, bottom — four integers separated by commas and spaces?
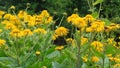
0, 0, 120, 23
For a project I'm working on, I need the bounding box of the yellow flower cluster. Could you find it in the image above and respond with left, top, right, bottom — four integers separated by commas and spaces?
0, 10, 5, 19
22, 29, 33, 36
55, 27, 69, 37
86, 20, 105, 32
2, 10, 53, 29
105, 23, 120, 32
91, 56, 99, 62
67, 14, 87, 28
107, 38, 114, 44
109, 57, 120, 62
10, 29, 33, 38
82, 55, 88, 62
91, 41, 104, 52
66, 38, 73, 43
10, 29, 22, 38
84, 14, 95, 23
0, 39, 6, 47
113, 64, 120, 68
0, 10, 53, 38
33, 28, 47, 34
81, 37, 88, 45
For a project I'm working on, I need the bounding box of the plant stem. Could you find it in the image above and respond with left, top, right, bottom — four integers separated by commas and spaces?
98, 3, 102, 19
102, 57, 104, 68
58, 16, 64, 27
15, 38, 21, 67
76, 29, 82, 68
76, 44, 80, 68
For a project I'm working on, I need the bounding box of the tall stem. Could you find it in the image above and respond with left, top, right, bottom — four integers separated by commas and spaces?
76, 29, 82, 68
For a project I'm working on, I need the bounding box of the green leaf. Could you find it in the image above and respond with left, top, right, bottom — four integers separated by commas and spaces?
91, 12, 99, 18
93, 0, 103, 6
47, 51, 60, 59
64, 49, 77, 61
52, 61, 64, 68
101, 18, 111, 26
105, 45, 116, 54
0, 57, 17, 68
0, 49, 7, 57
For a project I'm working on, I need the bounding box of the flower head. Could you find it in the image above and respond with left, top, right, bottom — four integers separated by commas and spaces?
0, 39, 6, 47
91, 41, 104, 52
55, 46, 64, 51
91, 56, 99, 62
33, 28, 47, 34
36, 51, 41, 56
55, 27, 69, 36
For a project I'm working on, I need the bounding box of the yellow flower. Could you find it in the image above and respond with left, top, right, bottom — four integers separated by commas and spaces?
0, 39, 6, 47
55, 46, 64, 50
82, 55, 88, 62
71, 39, 77, 47
17, 10, 28, 19
104, 26, 112, 32
72, 17, 87, 28
91, 56, 99, 62
33, 28, 47, 34
91, 20, 105, 32
67, 14, 79, 23
107, 38, 114, 44
46, 16, 53, 24
84, 14, 95, 23
66, 38, 73, 43
35, 51, 41, 56
81, 37, 88, 45
109, 23, 119, 30
22, 29, 33, 36
107, 54, 112, 57
5, 23, 16, 30
91, 41, 104, 52
40, 10, 50, 17
4, 13, 12, 19
34, 15, 43, 25
42, 66, 47, 68
109, 57, 120, 62
55, 27, 69, 36
0, 29, 2, 33
10, 29, 22, 38
113, 64, 120, 68
10, 5, 15, 10
52, 34, 58, 40
86, 27, 94, 32
0, 11, 5, 19
28, 16, 36, 26
91, 41, 103, 47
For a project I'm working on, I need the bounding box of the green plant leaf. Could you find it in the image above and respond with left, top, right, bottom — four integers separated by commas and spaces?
93, 0, 103, 6
52, 61, 64, 68
91, 12, 99, 18
105, 45, 116, 54
101, 18, 111, 26
47, 50, 60, 59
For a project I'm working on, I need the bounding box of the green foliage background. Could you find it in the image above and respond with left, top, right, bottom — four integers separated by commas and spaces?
0, 0, 120, 22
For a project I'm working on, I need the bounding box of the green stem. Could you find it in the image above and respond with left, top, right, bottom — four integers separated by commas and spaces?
76, 29, 82, 68
15, 38, 21, 67
98, 3, 102, 19
58, 16, 64, 27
